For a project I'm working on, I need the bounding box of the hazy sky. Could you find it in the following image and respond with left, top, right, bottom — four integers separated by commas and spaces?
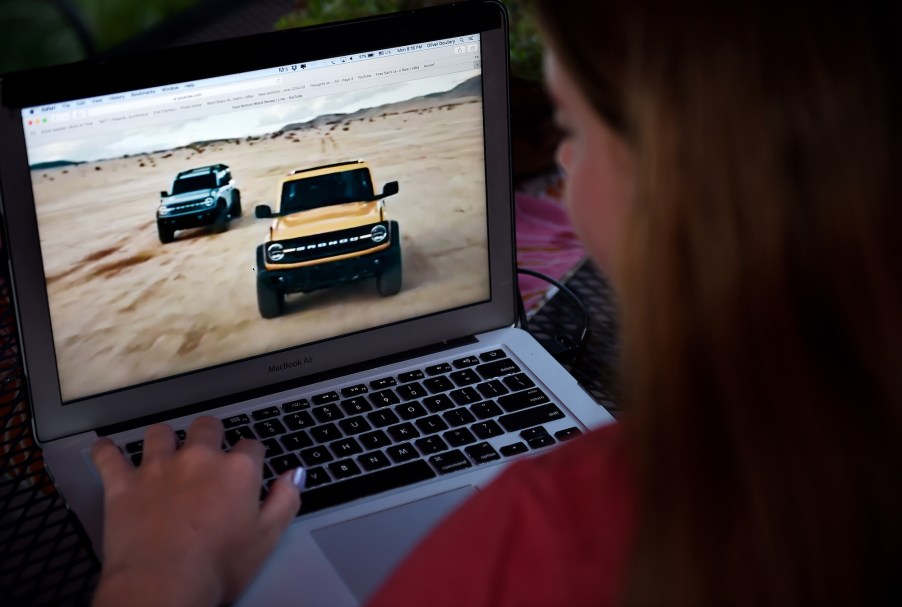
28, 69, 479, 165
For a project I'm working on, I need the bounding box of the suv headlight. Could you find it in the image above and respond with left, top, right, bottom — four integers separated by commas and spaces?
159, 206, 171, 216
204, 197, 215, 206
370, 224, 388, 243
267, 243, 285, 262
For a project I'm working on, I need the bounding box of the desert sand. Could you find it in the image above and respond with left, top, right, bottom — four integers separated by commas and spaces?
31, 96, 489, 401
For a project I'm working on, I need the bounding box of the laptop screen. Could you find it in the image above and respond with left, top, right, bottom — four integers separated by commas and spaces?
20, 34, 490, 403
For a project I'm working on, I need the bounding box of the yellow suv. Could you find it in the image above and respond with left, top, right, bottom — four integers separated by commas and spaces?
254, 161, 401, 318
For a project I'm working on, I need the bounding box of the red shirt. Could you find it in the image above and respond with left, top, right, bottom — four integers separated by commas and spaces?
369, 424, 633, 607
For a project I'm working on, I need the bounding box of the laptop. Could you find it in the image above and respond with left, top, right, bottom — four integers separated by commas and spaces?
0, 2, 614, 604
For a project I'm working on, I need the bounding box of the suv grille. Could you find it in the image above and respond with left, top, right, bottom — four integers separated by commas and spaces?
267, 222, 390, 264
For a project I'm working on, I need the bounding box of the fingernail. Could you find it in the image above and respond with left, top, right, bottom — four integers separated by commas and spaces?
290, 467, 306, 491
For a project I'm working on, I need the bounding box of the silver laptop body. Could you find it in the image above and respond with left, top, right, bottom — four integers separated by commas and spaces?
0, 3, 614, 604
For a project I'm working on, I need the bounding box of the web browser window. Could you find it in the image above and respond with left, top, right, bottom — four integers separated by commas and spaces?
21, 34, 491, 403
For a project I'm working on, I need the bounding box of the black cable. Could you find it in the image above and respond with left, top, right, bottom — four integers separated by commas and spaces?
516, 266, 590, 359
48, 0, 97, 60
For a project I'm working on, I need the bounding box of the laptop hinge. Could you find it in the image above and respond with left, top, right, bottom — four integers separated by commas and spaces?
96, 336, 478, 436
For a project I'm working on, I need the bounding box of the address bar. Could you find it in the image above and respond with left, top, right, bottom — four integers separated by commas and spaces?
87, 77, 284, 117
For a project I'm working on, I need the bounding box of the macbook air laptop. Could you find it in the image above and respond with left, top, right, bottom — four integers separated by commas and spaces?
0, 2, 614, 604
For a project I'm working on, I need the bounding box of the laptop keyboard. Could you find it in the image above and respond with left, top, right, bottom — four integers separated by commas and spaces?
122, 348, 582, 516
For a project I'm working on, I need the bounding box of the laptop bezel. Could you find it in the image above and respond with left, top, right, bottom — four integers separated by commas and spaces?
0, 1, 516, 443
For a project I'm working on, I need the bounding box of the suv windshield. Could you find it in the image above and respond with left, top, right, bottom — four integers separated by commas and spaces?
280, 168, 374, 213
172, 173, 216, 194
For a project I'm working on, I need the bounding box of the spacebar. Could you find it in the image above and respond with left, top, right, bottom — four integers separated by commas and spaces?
298, 460, 437, 515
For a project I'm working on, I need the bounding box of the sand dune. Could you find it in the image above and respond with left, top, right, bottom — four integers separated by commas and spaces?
32, 97, 489, 401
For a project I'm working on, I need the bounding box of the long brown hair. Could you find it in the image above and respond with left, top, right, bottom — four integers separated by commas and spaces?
533, 1, 902, 604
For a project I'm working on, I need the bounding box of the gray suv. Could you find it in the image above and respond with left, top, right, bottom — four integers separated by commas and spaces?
157, 164, 241, 243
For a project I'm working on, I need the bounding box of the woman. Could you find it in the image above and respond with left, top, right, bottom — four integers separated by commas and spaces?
91, 1, 902, 605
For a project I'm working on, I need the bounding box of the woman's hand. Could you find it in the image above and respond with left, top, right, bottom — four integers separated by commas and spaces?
90, 416, 301, 607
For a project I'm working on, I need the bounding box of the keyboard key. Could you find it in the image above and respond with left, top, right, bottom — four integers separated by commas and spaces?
339, 415, 372, 435
284, 411, 315, 431
357, 451, 391, 472
226, 426, 255, 445
450, 369, 480, 386
476, 359, 521, 380
252, 406, 280, 421
425, 363, 453, 376
503, 373, 535, 392
370, 377, 397, 390
254, 419, 287, 438
478, 349, 506, 362
471, 420, 504, 439
281, 430, 313, 451
388, 422, 420, 442
311, 423, 342, 443
300, 446, 334, 467
369, 389, 400, 408
397, 401, 428, 420
281, 399, 310, 413
398, 370, 425, 383
416, 415, 449, 434
499, 404, 565, 432
386, 442, 418, 463
367, 409, 400, 428
330, 437, 363, 457
341, 384, 368, 398
443, 408, 476, 427
125, 440, 143, 454
299, 461, 435, 515
498, 387, 551, 413
270, 453, 301, 475
313, 391, 340, 406
416, 435, 448, 455
313, 403, 344, 423
471, 400, 503, 419
261, 439, 284, 458
452, 356, 480, 368
422, 394, 455, 413
340, 397, 372, 416
466, 442, 501, 464
397, 382, 428, 401
359, 430, 392, 450
305, 466, 330, 488
555, 427, 583, 441
527, 435, 557, 450
329, 459, 362, 480
476, 380, 508, 399
423, 376, 454, 393
450, 387, 481, 406
430, 449, 472, 474
443, 428, 477, 447
222, 414, 250, 429
520, 427, 550, 441
500, 442, 528, 457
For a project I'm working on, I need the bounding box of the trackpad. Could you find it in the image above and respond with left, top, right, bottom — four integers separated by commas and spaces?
312, 486, 476, 603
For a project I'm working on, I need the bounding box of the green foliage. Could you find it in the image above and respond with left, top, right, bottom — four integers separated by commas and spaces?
0, 0, 200, 73
276, 0, 544, 82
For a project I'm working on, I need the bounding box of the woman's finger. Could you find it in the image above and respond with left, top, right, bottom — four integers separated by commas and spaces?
141, 423, 177, 463
229, 437, 266, 476
184, 415, 225, 450
91, 437, 133, 489
259, 470, 302, 540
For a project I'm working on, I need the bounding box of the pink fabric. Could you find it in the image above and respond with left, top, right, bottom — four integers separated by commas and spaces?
514, 192, 586, 313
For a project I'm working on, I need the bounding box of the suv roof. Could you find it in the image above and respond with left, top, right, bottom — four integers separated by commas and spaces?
288, 160, 363, 176
176, 164, 229, 179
